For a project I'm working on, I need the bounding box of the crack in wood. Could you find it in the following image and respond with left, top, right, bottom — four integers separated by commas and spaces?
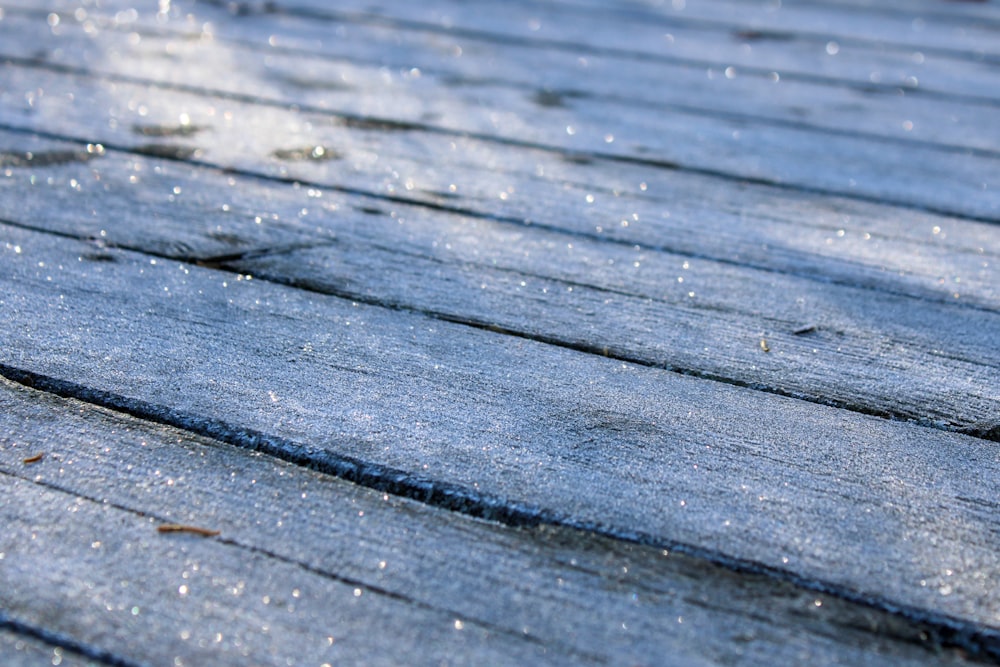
130, 143, 201, 160
271, 145, 342, 161
0, 610, 144, 667
193, 241, 339, 268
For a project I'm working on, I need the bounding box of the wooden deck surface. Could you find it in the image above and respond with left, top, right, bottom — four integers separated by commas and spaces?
0, 0, 998, 664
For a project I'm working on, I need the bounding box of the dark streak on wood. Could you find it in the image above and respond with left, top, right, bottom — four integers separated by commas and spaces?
156, 523, 221, 537
0, 149, 98, 167
131, 123, 207, 138
531, 90, 569, 108
131, 144, 201, 160
272, 145, 341, 161
733, 29, 797, 42
80, 252, 119, 263
0, 612, 144, 667
338, 116, 424, 132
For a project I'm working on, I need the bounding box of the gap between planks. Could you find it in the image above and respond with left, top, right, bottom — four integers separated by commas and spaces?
220, 0, 1000, 87
0, 131, 996, 441
9, 2, 1000, 159
1, 226, 999, 650
0, 377, 993, 665
2, 357, 999, 663
3, 55, 996, 226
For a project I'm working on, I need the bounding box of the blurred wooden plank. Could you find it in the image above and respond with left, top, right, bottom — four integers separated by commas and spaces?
1, 122, 993, 310
1, 224, 999, 648
550, 0, 1000, 55
0, 627, 100, 667
0, 378, 983, 665
719, 0, 1000, 24
226, 0, 1000, 99
1, 25, 995, 224
4, 7, 996, 153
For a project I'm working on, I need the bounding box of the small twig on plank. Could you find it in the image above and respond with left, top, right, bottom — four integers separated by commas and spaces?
157, 524, 220, 537
22, 453, 44, 464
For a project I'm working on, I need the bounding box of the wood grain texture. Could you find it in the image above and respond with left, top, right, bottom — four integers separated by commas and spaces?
4, 6, 997, 154
0, 482, 557, 667
1, 130, 996, 437
549, 0, 1000, 56
796, 0, 1000, 20
0, 378, 981, 666
1, 224, 998, 648
0, 13, 995, 225
0, 628, 101, 667
1, 0, 998, 662
0, 119, 993, 309
243, 0, 1000, 98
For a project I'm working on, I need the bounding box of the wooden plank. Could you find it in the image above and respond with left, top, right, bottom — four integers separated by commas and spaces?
2, 224, 999, 649
0, 119, 993, 312
6, 6, 997, 154
0, 628, 99, 667
1, 131, 996, 436
219, 0, 1000, 99
2, 1, 998, 661
1, 24, 996, 224
0, 378, 983, 665
548, 0, 1000, 55
0, 56, 996, 280
0, 486, 553, 665
707, 0, 1000, 25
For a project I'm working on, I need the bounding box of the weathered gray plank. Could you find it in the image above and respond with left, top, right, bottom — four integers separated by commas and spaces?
6, 6, 997, 154
1, 132, 996, 436
237, 0, 1000, 98
796, 0, 1000, 22
1, 25, 996, 223
23, 0, 1000, 105
0, 378, 983, 665
2, 1, 998, 660
551, 0, 1000, 55
1, 487, 555, 666
0, 123, 993, 310
0, 15, 1000, 220
238, 239, 1000, 434
2, 224, 999, 644
0, 628, 100, 667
